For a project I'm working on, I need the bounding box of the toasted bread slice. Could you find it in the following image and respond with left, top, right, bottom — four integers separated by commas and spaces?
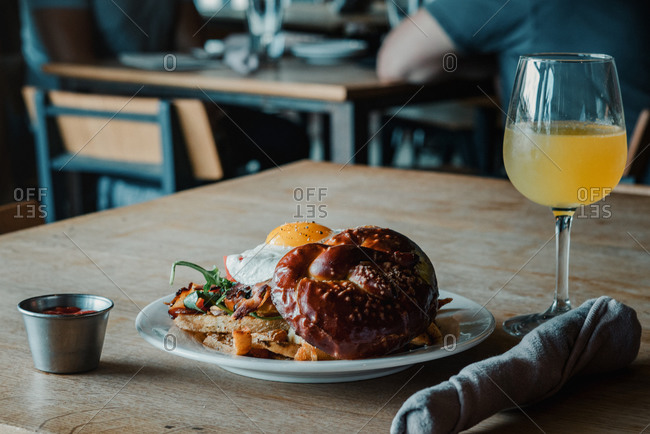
202, 332, 235, 354
203, 331, 302, 359
173, 312, 288, 334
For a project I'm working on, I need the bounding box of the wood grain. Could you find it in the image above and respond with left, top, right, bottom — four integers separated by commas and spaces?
42, 60, 418, 102
0, 161, 648, 433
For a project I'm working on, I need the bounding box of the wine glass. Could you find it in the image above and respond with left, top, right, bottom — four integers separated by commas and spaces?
247, 0, 290, 61
502, 53, 627, 336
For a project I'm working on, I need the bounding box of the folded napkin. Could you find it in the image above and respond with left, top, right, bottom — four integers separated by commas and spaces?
391, 296, 642, 434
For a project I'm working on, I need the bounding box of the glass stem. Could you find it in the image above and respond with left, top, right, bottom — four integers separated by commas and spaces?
549, 211, 574, 315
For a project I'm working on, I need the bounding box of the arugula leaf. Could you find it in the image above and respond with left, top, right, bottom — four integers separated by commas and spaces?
182, 291, 202, 311
183, 290, 229, 313
170, 260, 282, 320
170, 261, 234, 290
171, 261, 233, 314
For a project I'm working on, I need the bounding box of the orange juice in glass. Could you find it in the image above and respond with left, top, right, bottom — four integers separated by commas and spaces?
504, 121, 627, 210
502, 54, 626, 336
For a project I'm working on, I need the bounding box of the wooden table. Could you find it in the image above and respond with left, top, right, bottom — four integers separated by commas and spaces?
42, 60, 491, 165
1, 161, 648, 433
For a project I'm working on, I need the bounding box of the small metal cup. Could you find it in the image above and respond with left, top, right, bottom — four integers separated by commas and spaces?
18, 294, 113, 374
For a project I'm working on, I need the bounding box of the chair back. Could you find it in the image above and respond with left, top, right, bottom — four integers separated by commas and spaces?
174, 99, 223, 180
48, 90, 164, 164
24, 87, 224, 222
624, 108, 650, 184
23, 88, 224, 181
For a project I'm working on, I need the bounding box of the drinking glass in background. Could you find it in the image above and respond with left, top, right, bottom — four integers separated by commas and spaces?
386, 0, 422, 27
502, 53, 627, 336
247, 0, 290, 61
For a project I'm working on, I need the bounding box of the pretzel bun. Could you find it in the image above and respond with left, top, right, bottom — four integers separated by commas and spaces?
270, 226, 438, 359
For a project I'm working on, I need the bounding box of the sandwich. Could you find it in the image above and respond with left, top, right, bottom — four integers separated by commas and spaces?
167, 222, 444, 360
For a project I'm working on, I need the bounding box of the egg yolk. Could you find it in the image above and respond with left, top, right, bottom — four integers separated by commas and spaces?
265, 222, 333, 247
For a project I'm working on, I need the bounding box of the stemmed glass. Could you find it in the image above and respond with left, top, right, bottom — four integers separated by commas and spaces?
247, 0, 290, 61
502, 53, 627, 336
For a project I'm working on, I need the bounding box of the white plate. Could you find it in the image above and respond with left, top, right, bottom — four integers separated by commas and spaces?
118, 52, 222, 71
291, 39, 367, 64
136, 290, 495, 383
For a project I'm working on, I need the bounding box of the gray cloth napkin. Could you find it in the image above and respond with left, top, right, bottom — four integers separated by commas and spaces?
391, 296, 642, 434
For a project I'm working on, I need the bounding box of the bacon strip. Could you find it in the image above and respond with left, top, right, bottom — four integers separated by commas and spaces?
169, 279, 278, 320
232, 281, 272, 319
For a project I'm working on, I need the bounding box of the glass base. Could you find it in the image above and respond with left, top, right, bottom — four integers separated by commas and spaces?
503, 304, 571, 337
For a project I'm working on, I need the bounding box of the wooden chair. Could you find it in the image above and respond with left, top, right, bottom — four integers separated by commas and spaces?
623, 108, 650, 184
23, 88, 223, 223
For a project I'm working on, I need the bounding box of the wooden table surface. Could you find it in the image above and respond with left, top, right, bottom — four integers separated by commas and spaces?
43, 59, 415, 103
1, 161, 648, 433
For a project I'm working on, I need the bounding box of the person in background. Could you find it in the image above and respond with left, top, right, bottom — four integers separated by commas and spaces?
377, 0, 650, 151
20, 0, 309, 209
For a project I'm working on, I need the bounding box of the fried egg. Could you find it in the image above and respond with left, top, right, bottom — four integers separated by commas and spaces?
225, 222, 333, 285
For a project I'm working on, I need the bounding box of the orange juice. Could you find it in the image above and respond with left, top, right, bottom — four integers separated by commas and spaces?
503, 122, 627, 209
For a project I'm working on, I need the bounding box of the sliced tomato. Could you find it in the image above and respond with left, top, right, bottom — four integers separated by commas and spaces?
223, 255, 236, 282
168, 287, 193, 310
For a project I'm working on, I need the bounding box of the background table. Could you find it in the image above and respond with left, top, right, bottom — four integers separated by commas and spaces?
43, 60, 492, 165
1, 161, 648, 432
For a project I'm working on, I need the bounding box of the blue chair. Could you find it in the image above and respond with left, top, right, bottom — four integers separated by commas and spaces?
24, 88, 223, 222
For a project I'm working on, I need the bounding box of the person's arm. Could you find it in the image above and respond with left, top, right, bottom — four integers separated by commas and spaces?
173, 1, 206, 51
32, 8, 96, 63
377, 10, 455, 83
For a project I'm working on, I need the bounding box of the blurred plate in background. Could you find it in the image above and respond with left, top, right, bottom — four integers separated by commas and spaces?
118, 52, 223, 71
291, 39, 367, 64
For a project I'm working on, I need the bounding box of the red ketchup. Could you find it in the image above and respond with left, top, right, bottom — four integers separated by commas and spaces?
42, 306, 97, 315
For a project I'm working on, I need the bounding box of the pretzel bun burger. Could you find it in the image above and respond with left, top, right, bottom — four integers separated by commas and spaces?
271, 226, 438, 359
167, 223, 440, 360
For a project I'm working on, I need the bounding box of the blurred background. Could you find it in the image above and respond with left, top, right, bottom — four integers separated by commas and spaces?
1, 0, 647, 231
